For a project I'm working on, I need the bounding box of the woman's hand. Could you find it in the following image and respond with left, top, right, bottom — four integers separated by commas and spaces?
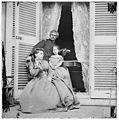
34, 58, 42, 69
47, 77, 52, 82
34, 61, 39, 68
49, 61, 55, 70
51, 66, 56, 70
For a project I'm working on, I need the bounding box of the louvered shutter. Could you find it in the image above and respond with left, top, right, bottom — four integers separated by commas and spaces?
89, 2, 117, 98
6, 2, 42, 98
14, 42, 34, 98
18, 43, 33, 89
6, 2, 15, 78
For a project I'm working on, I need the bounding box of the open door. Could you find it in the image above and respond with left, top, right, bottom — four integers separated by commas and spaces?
5, 2, 42, 98
89, 2, 117, 98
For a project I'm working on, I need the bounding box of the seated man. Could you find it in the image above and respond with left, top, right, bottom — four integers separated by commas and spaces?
30, 30, 59, 61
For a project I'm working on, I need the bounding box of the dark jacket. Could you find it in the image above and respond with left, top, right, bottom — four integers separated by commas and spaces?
30, 39, 55, 61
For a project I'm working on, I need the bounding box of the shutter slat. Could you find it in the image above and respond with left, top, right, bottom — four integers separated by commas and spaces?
95, 2, 117, 36
19, 32, 36, 37
95, 79, 116, 81
19, 2, 36, 36
11, 46, 15, 86
20, 2, 36, 9
94, 45, 116, 90
19, 14, 36, 22
18, 43, 33, 89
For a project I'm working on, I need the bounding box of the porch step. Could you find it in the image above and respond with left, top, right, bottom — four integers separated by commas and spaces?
75, 92, 116, 106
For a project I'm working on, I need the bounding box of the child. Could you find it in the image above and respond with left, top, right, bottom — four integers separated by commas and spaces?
47, 45, 63, 82
49, 45, 63, 70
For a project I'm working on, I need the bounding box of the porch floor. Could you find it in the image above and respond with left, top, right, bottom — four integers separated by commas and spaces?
2, 100, 111, 118
3, 91, 117, 118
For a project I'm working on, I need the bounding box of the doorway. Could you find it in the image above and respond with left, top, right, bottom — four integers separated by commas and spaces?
56, 3, 76, 60
56, 3, 86, 92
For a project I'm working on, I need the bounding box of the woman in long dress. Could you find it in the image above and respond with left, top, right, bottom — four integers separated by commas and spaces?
19, 48, 80, 113
49, 45, 73, 88
48, 45, 80, 109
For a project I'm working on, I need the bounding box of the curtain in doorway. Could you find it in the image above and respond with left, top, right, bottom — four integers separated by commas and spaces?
42, 3, 62, 40
71, 2, 89, 92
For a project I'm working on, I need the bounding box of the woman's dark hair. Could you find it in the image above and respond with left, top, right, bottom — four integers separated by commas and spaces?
30, 48, 44, 63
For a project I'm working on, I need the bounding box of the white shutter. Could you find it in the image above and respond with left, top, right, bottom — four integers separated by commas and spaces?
15, 1, 40, 44
18, 43, 34, 89
5, 2, 42, 98
19, 2, 37, 37
89, 2, 117, 98
6, 2, 16, 78
95, 2, 117, 36
14, 42, 34, 98
11, 46, 15, 87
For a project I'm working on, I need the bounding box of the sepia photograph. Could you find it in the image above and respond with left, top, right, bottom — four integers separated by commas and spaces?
1, 1, 117, 118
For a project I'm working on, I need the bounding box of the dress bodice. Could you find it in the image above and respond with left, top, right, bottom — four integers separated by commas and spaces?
27, 60, 49, 78
49, 55, 63, 67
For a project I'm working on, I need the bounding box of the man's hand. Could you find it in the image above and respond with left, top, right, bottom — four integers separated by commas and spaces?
59, 48, 71, 56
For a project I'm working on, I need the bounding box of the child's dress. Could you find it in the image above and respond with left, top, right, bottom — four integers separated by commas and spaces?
49, 55, 73, 89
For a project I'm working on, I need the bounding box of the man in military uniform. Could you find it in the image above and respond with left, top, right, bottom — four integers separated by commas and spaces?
30, 30, 59, 61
